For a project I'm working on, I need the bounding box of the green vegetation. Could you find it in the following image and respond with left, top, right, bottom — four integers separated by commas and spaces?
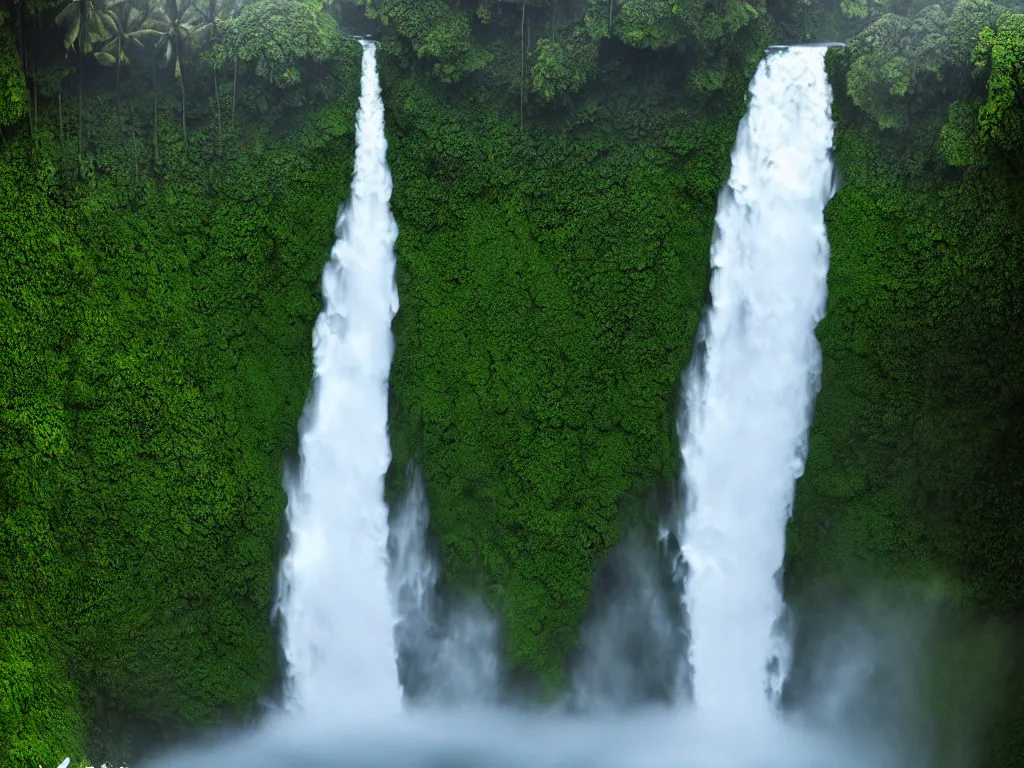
358, 0, 777, 109
785, 11, 1024, 765
382, 57, 742, 694
1, 2, 362, 759
974, 10, 1024, 151
2, 0, 1024, 765
0, 11, 28, 125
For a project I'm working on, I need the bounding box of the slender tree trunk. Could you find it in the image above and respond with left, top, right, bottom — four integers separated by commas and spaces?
609, 0, 613, 35
232, 55, 237, 130
32, 62, 38, 135
78, 44, 84, 156
213, 66, 222, 148
28, 61, 35, 144
179, 67, 188, 146
127, 90, 138, 180
520, 0, 525, 131
58, 90, 63, 143
15, 1, 24, 70
552, 0, 557, 43
153, 56, 159, 164
115, 38, 123, 132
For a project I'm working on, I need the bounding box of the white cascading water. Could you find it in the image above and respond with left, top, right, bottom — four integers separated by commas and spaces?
678, 45, 836, 718
274, 40, 402, 715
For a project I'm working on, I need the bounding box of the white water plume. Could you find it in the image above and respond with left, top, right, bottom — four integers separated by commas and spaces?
569, 530, 687, 711
389, 467, 502, 705
273, 40, 402, 715
677, 45, 836, 716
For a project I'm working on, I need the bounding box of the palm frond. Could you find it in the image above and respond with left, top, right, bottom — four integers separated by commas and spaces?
62, 15, 82, 48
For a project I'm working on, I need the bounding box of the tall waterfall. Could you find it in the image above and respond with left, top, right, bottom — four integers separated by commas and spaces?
274, 40, 402, 715
678, 46, 836, 717
146, 43, 898, 768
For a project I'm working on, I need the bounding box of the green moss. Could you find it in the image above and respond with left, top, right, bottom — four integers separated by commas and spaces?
785, 46, 1024, 767
0, 45, 361, 764
381, 58, 743, 690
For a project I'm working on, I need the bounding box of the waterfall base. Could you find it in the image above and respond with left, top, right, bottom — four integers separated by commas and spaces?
143, 707, 899, 768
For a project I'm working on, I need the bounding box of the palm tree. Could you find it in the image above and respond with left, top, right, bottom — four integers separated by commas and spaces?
520, 0, 525, 130
229, 0, 256, 129
56, 0, 118, 154
150, 0, 195, 146
95, 0, 159, 130
186, 0, 235, 146
143, 0, 166, 162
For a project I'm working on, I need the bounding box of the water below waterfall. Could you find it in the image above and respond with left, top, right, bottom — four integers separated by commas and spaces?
273, 39, 402, 716
677, 44, 836, 717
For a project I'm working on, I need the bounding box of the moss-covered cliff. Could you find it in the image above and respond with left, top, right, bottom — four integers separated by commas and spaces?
381, 51, 744, 696
2, 0, 1024, 765
1, 29, 363, 763
784, 36, 1024, 767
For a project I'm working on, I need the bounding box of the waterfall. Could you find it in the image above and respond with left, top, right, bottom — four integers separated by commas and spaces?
678, 46, 836, 717
274, 40, 402, 715
145, 43, 898, 768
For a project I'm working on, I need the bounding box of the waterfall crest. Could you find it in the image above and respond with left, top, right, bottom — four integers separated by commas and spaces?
677, 45, 836, 717
274, 40, 402, 715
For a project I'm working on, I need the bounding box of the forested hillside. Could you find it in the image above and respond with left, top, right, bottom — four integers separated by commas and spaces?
2, 0, 1023, 765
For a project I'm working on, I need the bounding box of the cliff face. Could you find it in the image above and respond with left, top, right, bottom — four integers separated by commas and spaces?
784, 49, 1024, 767
2, 0, 1024, 765
0, 40, 364, 764
381, 52, 743, 695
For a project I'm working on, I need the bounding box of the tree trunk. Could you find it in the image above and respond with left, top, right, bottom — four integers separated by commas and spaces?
32, 62, 38, 135
520, 0, 525, 131
232, 55, 238, 130
213, 66, 222, 148
127, 90, 138, 180
153, 56, 159, 164
609, 0, 613, 35
15, 1, 24, 70
115, 38, 123, 133
552, 0, 557, 43
78, 43, 84, 156
179, 66, 188, 146
28, 61, 35, 144
58, 90, 63, 143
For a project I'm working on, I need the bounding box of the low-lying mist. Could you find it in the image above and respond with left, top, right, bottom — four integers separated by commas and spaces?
142, 530, 1010, 768
142, 706, 893, 768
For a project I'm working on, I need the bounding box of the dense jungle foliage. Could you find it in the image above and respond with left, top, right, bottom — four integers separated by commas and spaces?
785, 24, 1024, 767
2, 0, 1024, 764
